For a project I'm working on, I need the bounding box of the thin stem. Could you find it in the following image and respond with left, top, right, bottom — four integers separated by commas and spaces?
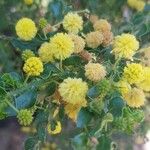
53, 21, 62, 28
110, 57, 121, 81
84, 126, 90, 138
75, 9, 90, 14
43, 31, 48, 40
0, 35, 12, 40
38, 33, 46, 40
113, 57, 121, 71
35, 106, 45, 110
5, 99, 19, 113
59, 59, 63, 71
24, 75, 30, 85
133, 57, 142, 61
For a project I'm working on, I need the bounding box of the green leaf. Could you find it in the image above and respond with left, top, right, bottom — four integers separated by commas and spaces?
48, 0, 64, 21
46, 82, 57, 96
0, 111, 7, 120
77, 108, 92, 128
83, 21, 93, 34
144, 4, 150, 11
2, 72, 22, 89
35, 110, 49, 125
6, 106, 17, 117
15, 89, 37, 110
109, 97, 125, 117
87, 86, 99, 98
89, 99, 104, 115
63, 55, 83, 66
0, 86, 7, 97
24, 137, 38, 150
136, 24, 149, 37
96, 136, 111, 150
41, 63, 60, 79
132, 13, 145, 25
60, 70, 76, 79
37, 123, 47, 142
11, 38, 43, 51
72, 133, 88, 150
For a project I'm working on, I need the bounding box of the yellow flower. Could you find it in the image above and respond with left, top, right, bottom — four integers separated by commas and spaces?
123, 63, 144, 84
47, 121, 61, 135
135, 0, 145, 11
23, 57, 43, 76
127, 0, 138, 8
22, 49, 35, 61
112, 34, 139, 59
123, 88, 145, 108
127, 0, 145, 11
63, 12, 83, 34
24, 0, 33, 5
93, 19, 111, 32
85, 31, 103, 48
116, 80, 131, 96
38, 42, 54, 63
16, 18, 37, 41
65, 103, 81, 122
69, 34, 85, 53
50, 33, 74, 60
85, 63, 106, 82
58, 78, 88, 106
138, 67, 150, 91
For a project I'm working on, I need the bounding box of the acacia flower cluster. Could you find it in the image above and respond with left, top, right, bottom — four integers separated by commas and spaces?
86, 17, 113, 48
1, 8, 149, 149
14, 12, 149, 126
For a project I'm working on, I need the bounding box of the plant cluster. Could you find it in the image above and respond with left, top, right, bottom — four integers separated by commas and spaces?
0, 0, 150, 149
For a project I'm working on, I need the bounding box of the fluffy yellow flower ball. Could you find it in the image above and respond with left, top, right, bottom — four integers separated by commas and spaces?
47, 121, 61, 135
123, 88, 145, 108
112, 34, 139, 59
65, 103, 81, 122
38, 42, 54, 63
116, 80, 131, 96
16, 18, 37, 41
123, 63, 144, 84
93, 19, 111, 32
85, 31, 103, 48
50, 33, 74, 60
58, 77, 88, 106
69, 34, 85, 53
63, 12, 83, 34
23, 57, 43, 76
24, 0, 33, 5
138, 67, 150, 92
127, 0, 145, 11
85, 63, 106, 82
